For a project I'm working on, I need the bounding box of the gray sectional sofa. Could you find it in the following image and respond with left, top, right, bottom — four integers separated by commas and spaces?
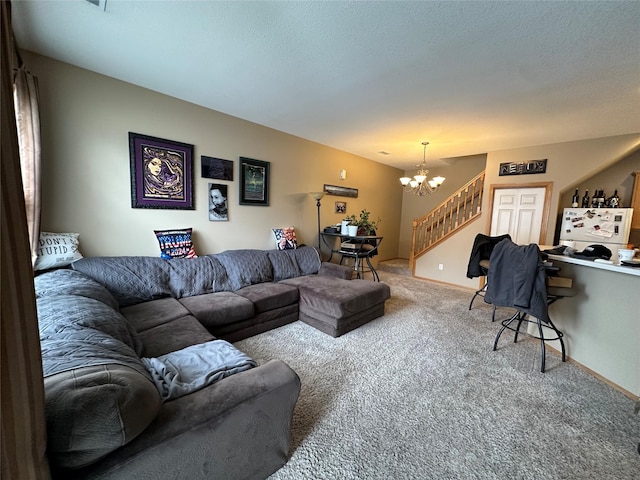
35, 246, 390, 479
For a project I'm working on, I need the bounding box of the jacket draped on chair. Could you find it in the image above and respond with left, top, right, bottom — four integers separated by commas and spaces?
484, 239, 549, 323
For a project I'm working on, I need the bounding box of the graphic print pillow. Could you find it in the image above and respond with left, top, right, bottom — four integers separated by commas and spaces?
154, 228, 198, 259
272, 227, 297, 250
34, 232, 84, 271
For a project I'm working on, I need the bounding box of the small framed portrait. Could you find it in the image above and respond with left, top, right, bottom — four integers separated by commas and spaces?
335, 201, 347, 214
208, 183, 228, 221
129, 132, 194, 209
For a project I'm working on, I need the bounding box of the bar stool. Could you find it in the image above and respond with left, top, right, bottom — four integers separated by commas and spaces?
486, 238, 575, 373
492, 284, 575, 373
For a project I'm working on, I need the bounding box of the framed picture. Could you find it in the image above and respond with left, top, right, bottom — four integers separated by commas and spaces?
324, 184, 358, 198
335, 201, 347, 214
239, 157, 270, 206
129, 132, 194, 209
201, 156, 233, 180
208, 183, 229, 221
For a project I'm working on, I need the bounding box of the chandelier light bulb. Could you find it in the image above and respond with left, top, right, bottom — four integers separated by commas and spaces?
399, 141, 445, 196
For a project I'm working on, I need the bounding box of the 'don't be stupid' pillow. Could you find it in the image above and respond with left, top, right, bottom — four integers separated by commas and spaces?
154, 228, 198, 259
34, 232, 83, 271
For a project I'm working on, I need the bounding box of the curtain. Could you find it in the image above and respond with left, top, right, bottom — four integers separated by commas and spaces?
1, 1, 51, 478
10, 2, 41, 265
14, 63, 42, 266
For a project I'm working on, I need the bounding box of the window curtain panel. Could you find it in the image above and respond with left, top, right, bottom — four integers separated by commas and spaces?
1, 1, 51, 478
13, 64, 41, 266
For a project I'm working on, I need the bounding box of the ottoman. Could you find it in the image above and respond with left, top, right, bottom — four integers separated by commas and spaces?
280, 275, 391, 337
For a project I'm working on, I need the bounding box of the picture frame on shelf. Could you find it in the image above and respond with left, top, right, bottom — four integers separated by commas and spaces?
239, 157, 270, 206
129, 132, 194, 209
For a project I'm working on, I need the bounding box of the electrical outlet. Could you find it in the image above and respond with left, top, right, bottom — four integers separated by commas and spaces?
438, 264, 444, 270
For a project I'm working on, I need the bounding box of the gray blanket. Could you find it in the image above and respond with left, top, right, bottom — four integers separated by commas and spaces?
142, 340, 256, 401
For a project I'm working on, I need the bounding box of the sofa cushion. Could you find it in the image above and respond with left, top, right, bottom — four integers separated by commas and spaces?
44, 364, 162, 469
34, 268, 119, 311
38, 294, 143, 359
235, 282, 299, 313
268, 246, 321, 281
137, 315, 215, 358
72, 256, 172, 307
179, 292, 255, 330
211, 249, 273, 290
121, 297, 192, 333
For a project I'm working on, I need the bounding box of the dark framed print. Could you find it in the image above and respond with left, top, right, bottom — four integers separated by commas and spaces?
208, 183, 229, 221
239, 157, 270, 206
323, 184, 358, 198
201, 156, 233, 180
129, 132, 194, 209
335, 201, 347, 214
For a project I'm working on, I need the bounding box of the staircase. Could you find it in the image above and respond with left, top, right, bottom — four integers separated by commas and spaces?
409, 171, 485, 271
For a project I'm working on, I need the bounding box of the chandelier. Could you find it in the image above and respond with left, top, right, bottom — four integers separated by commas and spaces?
399, 141, 445, 196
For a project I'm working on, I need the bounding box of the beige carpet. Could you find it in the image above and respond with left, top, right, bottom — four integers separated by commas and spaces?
235, 271, 639, 480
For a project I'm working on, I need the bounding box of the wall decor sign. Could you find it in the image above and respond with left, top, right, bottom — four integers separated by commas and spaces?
335, 201, 347, 214
239, 157, 270, 206
324, 184, 358, 198
129, 132, 194, 209
499, 159, 547, 176
208, 183, 228, 221
201, 156, 233, 180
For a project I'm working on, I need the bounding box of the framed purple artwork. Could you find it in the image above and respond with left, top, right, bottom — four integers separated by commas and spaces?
129, 132, 194, 209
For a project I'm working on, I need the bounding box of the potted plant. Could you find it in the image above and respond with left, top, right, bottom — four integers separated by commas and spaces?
346, 209, 381, 235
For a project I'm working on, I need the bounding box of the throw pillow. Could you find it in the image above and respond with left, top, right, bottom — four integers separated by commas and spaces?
34, 232, 84, 271
154, 228, 197, 259
272, 227, 297, 250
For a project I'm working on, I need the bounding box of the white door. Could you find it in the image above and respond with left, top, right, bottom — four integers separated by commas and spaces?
490, 187, 546, 244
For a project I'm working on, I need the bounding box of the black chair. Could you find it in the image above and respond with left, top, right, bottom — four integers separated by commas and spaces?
338, 233, 382, 281
466, 233, 511, 321
486, 238, 576, 373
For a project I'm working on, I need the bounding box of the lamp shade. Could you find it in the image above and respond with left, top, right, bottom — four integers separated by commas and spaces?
309, 191, 325, 200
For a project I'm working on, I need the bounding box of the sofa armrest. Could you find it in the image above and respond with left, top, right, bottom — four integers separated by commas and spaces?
318, 261, 353, 280
62, 359, 301, 480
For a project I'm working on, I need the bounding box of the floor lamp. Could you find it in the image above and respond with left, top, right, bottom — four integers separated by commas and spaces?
309, 192, 325, 250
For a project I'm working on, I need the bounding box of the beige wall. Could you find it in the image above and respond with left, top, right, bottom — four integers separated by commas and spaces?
415, 134, 640, 287
22, 51, 640, 275
24, 52, 403, 259
397, 154, 486, 259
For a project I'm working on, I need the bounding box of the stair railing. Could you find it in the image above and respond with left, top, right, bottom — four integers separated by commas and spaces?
409, 171, 485, 269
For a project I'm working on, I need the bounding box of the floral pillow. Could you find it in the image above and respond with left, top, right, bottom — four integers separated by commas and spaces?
272, 227, 297, 250
154, 228, 197, 259
34, 232, 84, 271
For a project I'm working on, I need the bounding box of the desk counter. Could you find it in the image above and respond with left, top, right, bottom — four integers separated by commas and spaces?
546, 253, 640, 277
542, 253, 639, 397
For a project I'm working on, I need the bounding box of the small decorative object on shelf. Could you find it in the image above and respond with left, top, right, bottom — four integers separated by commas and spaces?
606, 190, 620, 208
571, 189, 579, 208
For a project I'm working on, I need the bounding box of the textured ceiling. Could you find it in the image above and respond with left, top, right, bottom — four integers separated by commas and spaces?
11, 0, 640, 169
